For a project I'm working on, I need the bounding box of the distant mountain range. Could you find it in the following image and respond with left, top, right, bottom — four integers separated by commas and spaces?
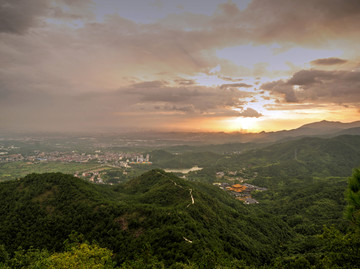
1, 120, 359, 148
299, 120, 360, 130
141, 120, 360, 144
253, 120, 360, 143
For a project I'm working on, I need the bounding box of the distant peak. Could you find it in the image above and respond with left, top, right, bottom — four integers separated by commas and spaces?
301, 120, 343, 128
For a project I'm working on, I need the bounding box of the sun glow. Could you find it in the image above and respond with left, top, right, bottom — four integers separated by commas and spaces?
225, 117, 262, 133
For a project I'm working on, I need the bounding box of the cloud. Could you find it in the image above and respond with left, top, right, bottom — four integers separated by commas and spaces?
217, 76, 243, 82
264, 103, 328, 111
0, 72, 255, 132
0, 0, 92, 34
132, 81, 167, 88
310, 57, 348, 65
240, 0, 360, 45
2, 0, 359, 86
1, 0, 360, 132
120, 81, 251, 113
261, 80, 298, 102
220, 83, 253, 89
0, 0, 48, 34
238, 108, 262, 118
174, 78, 196, 85
261, 69, 360, 104
153, 0, 360, 49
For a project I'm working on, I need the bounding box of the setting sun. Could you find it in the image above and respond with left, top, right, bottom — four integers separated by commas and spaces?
225, 117, 262, 133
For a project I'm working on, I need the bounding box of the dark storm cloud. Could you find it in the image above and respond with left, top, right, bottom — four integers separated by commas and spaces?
262, 69, 360, 104
310, 58, 348, 66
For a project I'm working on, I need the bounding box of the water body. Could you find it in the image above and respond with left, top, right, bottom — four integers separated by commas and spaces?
164, 166, 203, 174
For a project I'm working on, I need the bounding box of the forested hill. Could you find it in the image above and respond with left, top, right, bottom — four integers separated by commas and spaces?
149, 149, 222, 168
225, 135, 360, 177
0, 171, 292, 267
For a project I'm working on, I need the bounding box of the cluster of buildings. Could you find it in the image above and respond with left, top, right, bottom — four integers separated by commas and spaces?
213, 182, 267, 204
215, 168, 258, 183
0, 150, 151, 166
128, 154, 151, 164
0, 144, 19, 151
0, 144, 22, 162
0, 153, 24, 163
74, 170, 105, 184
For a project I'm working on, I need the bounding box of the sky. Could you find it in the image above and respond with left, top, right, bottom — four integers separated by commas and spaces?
1, 0, 360, 133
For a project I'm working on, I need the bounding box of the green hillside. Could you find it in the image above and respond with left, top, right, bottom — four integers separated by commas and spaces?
149, 150, 222, 169
224, 135, 360, 178
0, 171, 292, 267
164, 142, 263, 154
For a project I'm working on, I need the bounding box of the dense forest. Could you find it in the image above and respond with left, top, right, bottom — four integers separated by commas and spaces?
0, 167, 360, 268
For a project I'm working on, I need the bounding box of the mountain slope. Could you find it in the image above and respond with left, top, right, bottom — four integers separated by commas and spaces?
300, 120, 360, 131
335, 127, 360, 136
0, 171, 292, 267
249, 120, 360, 143
150, 150, 222, 168
224, 135, 360, 178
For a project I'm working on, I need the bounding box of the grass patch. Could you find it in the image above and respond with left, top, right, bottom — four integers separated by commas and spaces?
0, 161, 103, 180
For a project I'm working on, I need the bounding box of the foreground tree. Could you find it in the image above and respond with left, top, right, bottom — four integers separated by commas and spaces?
0, 242, 115, 269
49, 242, 115, 269
346, 168, 360, 228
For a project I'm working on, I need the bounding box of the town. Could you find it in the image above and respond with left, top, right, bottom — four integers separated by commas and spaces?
0, 148, 151, 166
0, 143, 266, 204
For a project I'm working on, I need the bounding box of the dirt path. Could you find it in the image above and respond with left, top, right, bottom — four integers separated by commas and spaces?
187, 189, 194, 207
170, 179, 195, 207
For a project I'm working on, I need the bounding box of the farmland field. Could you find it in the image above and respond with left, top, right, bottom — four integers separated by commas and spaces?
0, 161, 103, 181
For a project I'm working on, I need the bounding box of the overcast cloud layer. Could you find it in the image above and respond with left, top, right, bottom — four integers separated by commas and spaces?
1, 0, 360, 133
